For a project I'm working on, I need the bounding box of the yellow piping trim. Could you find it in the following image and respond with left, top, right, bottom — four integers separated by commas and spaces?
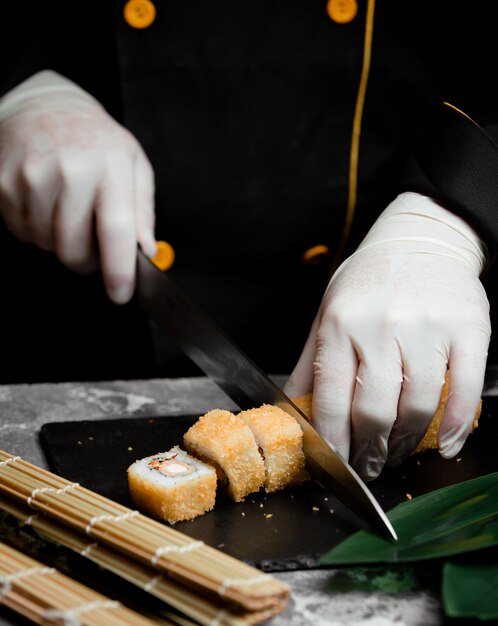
331, 0, 376, 272
443, 101, 479, 126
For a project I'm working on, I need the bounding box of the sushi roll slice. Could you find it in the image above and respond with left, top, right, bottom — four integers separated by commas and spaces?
291, 394, 313, 419
291, 375, 483, 455
127, 446, 217, 524
183, 409, 265, 502
238, 404, 309, 493
414, 370, 481, 453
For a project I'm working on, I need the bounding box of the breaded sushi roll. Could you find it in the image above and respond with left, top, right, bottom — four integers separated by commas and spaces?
183, 409, 265, 502
291, 375, 483, 455
414, 370, 482, 453
238, 404, 309, 492
127, 446, 216, 524
291, 394, 313, 420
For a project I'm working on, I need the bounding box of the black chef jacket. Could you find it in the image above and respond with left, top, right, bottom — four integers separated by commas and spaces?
1, 0, 498, 383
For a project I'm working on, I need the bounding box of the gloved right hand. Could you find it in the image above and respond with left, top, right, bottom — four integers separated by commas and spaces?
285, 192, 491, 480
0, 70, 157, 304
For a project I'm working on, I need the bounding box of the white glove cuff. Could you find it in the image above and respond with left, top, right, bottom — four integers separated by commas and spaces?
355, 235, 487, 273
356, 192, 489, 275
0, 70, 104, 122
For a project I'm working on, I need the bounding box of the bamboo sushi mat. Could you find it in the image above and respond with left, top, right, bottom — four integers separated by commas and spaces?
0, 450, 289, 626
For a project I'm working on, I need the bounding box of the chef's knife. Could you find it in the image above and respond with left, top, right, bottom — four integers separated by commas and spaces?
136, 248, 397, 541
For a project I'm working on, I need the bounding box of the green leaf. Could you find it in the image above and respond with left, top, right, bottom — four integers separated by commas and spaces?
321, 471, 498, 565
326, 564, 437, 594
442, 560, 498, 619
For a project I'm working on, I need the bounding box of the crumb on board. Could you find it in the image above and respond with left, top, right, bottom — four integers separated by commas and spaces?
329, 509, 335, 514
416, 459, 421, 465
127, 446, 133, 451
406, 493, 413, 500
88, 437, 93, 441
456, 458, 462, 462
265, 514, 273, 519
217, 543, 225, 548
312, 506, 319, 512
241, 512, 245, 516
259, 503, 263, 508
77, 441, 82, 445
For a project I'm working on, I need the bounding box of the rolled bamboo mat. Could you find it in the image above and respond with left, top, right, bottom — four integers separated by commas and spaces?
0, 451, 289, 614
0, 494, 282, 626
0, 540, 176, 625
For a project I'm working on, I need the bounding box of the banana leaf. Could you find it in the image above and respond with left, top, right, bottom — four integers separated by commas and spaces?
326, 564, 437, 593
321, 471, 498, 565
442, 560, 498, 620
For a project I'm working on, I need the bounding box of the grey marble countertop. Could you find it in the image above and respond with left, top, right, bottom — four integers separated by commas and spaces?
3, 370, 498, 625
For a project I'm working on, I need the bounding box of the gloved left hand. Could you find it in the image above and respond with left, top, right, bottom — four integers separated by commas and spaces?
285, 192, 491, 480
0, 70, 157, 304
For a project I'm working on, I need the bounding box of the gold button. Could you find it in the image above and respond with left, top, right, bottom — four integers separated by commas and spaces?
303, 244, 330, 266
124, 0, 156, 29
326, 0, 358, 24
151, 241, 175, 271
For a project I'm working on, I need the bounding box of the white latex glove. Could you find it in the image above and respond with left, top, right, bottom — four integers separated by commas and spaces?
285, 192, 491, 480
0, 70, 157, 303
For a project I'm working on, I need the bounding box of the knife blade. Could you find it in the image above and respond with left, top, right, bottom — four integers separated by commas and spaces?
136, 248, 397, 541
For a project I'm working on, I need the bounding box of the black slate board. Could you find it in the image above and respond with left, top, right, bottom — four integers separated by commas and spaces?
39, 397, 498, 571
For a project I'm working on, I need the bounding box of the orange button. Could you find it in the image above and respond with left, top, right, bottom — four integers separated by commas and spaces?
151, 241, 175, 271
303, 244, 330, 266
326, 0, 358, 24
124, 0, 156, 29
